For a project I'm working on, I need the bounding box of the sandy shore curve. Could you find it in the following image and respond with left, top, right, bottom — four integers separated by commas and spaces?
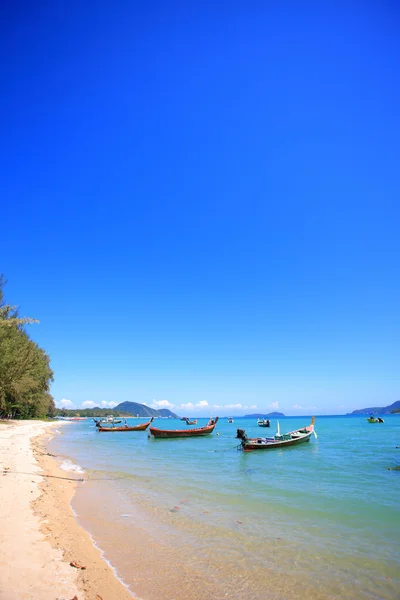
0, 420, 135, 600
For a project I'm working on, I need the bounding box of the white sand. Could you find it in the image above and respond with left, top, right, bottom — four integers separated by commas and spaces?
0, 420, 79, 600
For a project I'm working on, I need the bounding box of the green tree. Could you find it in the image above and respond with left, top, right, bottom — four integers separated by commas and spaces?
0, 276, 55, 419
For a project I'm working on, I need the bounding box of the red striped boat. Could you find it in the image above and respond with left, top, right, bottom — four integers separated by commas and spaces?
150, 417, 219, 438
98, 417, 154, 432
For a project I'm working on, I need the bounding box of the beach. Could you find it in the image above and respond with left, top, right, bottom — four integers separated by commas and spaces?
51, 416, 399, 600
1, 417, 399, 600
3, 2, 399, 596
0, 420, 134, 600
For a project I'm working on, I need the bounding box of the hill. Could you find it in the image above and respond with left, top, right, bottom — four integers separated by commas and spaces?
114, 401, 178, 418
348, 400, 400, 415
55, 401, 179, 419
243, 412, 285, 418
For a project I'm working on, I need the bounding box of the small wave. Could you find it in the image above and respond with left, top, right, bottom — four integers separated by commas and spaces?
60, 459, 85, 474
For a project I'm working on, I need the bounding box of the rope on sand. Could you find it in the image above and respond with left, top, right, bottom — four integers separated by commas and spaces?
2, 470, 131, 482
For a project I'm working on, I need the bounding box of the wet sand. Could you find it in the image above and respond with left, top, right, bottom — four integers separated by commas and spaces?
0, 420, 135, 600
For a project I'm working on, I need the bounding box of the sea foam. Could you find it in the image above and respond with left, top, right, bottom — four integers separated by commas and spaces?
60, 459, 85, 474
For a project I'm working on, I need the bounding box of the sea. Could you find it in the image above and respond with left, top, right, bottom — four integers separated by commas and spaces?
49, 415, 400, 600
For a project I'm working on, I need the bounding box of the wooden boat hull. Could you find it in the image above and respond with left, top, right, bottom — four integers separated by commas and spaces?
242, 431, 312, 451
98, 418, 154, 432
238, 418, 315, 452
150, 417, 219, 438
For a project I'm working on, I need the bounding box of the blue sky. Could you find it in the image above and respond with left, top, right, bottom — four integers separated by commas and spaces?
1, 1, 399, 416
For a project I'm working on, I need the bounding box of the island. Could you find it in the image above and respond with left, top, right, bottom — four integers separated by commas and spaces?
347, 400, 400, 415
55, 401, 178, 419
243, 412, 285, 418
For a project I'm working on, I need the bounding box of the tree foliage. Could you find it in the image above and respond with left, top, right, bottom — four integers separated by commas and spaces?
55, 408, 131, 418
0, 276, 55, 419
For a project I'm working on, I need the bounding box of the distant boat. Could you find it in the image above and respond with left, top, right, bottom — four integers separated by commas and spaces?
93, 417, 122, 427
257, 418, 270, 427
104, 415, 121, 422
237, 417, 316, 452
98, 417, 154, 432
150, 417, 219, 439
185, 418, 198, 425
227, 417, 234, 423
367, 416, 384, 423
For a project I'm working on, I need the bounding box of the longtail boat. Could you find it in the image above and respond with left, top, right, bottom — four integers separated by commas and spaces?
98, 417, 154, 432
367, 416, 384, 423
237, 417, 316, 451
94, 417, 122, 427
257, 418, 270, 427
185, 418, 198, 425
150, 417, 219, 438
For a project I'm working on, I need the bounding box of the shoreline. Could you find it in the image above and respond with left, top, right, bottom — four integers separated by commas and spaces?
3, 419, 397, 600
0, 420, 135, 600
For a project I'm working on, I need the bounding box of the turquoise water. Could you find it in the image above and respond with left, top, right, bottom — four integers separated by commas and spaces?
50, 416, 400, 600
